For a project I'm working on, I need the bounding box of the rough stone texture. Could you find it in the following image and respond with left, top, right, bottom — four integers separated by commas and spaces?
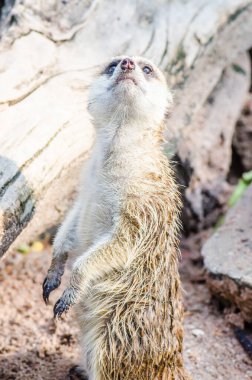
202, 184, 252, 322
178, 54, 251, 230
233, 94, 252, 172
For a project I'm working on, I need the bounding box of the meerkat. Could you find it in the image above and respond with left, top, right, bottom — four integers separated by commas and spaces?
43, 56, 191, 380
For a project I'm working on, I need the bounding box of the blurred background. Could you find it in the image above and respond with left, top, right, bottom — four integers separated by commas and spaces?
0, 1, 252, 379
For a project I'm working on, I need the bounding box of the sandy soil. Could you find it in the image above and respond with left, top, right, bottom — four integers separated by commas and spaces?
0, 235, 251, 380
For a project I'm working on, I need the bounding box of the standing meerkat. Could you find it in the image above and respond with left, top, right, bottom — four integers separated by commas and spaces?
43, 56, 191, 380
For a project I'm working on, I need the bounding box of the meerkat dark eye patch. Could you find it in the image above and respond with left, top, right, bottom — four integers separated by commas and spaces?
103, 60, 121, 76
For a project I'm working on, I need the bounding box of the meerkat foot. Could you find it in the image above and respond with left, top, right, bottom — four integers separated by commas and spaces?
42, 269, 63, 304
68, 365, 88, 380
53, 287, 76, 318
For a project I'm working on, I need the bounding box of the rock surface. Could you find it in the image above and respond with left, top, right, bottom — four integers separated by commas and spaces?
1, 0, 252, 256
202, 184, 252, 322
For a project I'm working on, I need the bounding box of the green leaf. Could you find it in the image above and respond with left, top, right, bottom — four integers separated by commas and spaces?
17, 244, 31, 254
228, 171, 252, 207
242, 170, 252, 183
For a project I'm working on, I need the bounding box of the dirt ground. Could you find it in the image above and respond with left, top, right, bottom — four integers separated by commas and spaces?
0, 233, 251, 380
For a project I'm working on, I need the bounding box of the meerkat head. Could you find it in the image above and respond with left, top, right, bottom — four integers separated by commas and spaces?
88, 56, 173, 129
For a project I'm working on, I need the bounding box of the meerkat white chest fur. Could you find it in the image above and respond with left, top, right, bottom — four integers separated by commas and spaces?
43, 56, 191, 380
77, 123, 166, 254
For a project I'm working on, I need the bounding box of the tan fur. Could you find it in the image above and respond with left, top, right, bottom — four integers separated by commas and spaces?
44, 56, 191, 380
76, 150, 188, 380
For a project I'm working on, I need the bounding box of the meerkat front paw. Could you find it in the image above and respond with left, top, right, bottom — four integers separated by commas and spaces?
53, 286, 77, 318
43, 267, 64, 304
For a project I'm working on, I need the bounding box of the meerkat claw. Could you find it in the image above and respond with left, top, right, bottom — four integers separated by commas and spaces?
53, 287, 76, 318
42, 274, 61, 304
53, 297, 69, 318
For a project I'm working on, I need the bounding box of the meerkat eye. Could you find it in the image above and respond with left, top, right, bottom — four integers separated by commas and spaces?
106, 62, 119, 75
142, 65, 153, 75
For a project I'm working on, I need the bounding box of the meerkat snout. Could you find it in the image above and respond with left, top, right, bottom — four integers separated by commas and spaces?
120, 58, 135, 72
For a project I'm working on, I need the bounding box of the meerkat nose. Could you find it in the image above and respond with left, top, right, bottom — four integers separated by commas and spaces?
121, 58, 135, 72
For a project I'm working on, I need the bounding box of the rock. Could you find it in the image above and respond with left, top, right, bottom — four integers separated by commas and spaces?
177, 54, 251, 231
191, 328, 205, 338
202, 184, 252, 322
